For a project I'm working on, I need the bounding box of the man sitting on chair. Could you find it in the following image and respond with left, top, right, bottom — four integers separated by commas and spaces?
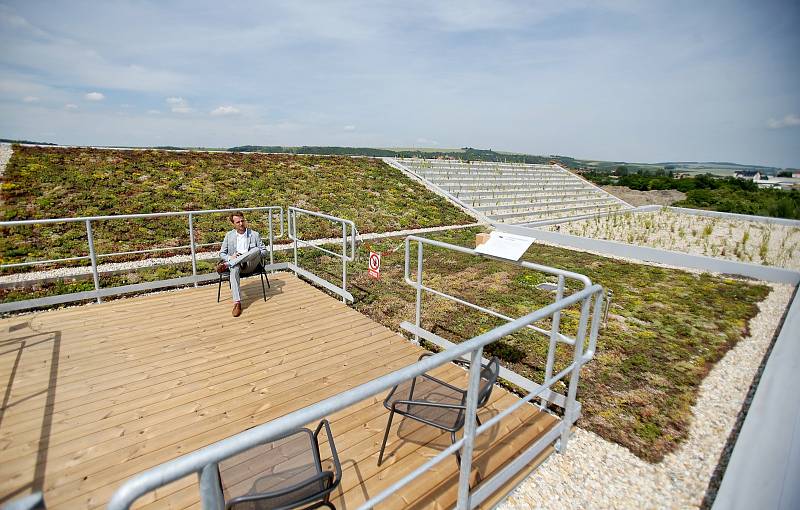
217, 211, 268, 317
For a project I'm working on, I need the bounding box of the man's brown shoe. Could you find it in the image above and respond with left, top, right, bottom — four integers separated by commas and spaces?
232, 302, 242, 317
216, 261, 228, 274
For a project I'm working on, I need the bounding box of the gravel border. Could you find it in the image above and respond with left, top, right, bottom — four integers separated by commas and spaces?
541, 209, 800, 271
499, 282, 794, 509
0, 142, 12, 179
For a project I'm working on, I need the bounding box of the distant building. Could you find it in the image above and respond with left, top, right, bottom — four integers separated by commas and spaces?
754, 176, 800, 190
734, 170, 761, 180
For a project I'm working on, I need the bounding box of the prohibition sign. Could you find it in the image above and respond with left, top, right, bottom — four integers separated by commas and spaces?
368, 251, 381, 279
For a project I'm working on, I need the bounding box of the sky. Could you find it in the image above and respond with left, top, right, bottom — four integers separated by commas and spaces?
0, 0, 798, 167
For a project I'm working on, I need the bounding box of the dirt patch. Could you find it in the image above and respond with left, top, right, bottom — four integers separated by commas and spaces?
602, 185, 686, 207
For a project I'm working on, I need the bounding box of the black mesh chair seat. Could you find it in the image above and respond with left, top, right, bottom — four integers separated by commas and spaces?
384, 374, 467, 431
378, 354, 500, 466
217, 254, 270, 303
219, 420, 341, 510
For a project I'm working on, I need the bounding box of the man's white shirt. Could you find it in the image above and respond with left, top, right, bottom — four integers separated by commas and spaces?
235, 232, 248, 255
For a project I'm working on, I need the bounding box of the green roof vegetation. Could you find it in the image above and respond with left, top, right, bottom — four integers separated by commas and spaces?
0, 145, 474, 268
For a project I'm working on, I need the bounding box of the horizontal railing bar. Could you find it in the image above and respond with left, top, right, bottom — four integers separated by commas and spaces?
0, 288, 100, 313
1, 255, 90, 269
288, 207, 356, 261
292, 238, 345, 260
405, 235, 591, 288
98, 245, 192, 258
399, 322, 574, 411
107, 283, 603, 510
477, 361, 577, 435
418, 284, 575, 345
289, 207, 355, 228
289, 264, 354, 302
0, 264, 290, 313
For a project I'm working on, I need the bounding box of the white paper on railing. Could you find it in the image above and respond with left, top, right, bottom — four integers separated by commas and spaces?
474, 231, 535, 261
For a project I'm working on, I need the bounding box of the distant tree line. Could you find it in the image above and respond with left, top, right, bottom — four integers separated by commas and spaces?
0, 138, 57, 145
584, 168, 800, 219
226, 145, 571, 165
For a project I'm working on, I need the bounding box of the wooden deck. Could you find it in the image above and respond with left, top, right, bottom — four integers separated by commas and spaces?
0, 272, 558, 509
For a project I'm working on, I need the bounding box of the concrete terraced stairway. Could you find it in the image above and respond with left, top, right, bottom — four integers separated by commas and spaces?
389, 158, 632, 224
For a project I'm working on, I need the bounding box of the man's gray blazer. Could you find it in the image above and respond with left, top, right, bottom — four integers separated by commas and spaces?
218, 228, 268, 264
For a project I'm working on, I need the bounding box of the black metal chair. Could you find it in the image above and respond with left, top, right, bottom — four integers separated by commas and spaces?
218, 420, 342, 510
217, 254, 270, 303
377, 354, 500, 466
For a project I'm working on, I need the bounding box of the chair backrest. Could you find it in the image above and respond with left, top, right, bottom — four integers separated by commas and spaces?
477, 357, 500, 408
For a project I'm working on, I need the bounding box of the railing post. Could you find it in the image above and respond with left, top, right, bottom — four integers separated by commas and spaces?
541, 274, 565, 410
291, 209, 298, 268
559, 296, 592, 453
414, 241, 423, 344
341, 222, 347, 303
188, 213, 198, 287
85, 219, 102, 303
456, 346, 484, 509
198, 463, 224, 510
268, 210, 274, 269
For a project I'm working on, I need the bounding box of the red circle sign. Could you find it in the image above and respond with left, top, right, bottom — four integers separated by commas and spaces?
369, 252, 380, 270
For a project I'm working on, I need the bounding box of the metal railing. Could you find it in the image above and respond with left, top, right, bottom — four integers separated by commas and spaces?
401, 235, 598, 415
107, 237, 604, 510
0, 206, 283, 312
287, 206, 356, 303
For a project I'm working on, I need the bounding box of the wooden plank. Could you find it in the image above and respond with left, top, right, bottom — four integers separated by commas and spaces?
0, 328, 406, 465
0, 275, 559, 510
0, 303, 375, 420
0, 337, 418, 495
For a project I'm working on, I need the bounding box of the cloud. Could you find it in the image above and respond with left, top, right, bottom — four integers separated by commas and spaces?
22, 95, 38, 102
0, 7, 187, 93
147, 109, 161, 115
0, 5, 50, 39
85, 91, 105, 101
64, 103, 77, 110
767, 114, 800, 129
416, 137, 440, 146
210, 105, 240, 116
343, 125, 356, 131
166, 96, 193, 113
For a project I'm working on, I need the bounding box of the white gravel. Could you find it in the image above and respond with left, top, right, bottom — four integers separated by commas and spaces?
499, 282, 794, 510
0, 142, 12, 179
543, 209, 800, 270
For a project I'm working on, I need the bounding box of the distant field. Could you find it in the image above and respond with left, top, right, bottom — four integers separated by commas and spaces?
0, 146, 474, 268
579, 160, 779, 177
382, 147, 465, 153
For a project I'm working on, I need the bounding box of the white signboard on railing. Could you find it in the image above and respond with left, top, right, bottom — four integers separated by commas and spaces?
474, 231, 535, 261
